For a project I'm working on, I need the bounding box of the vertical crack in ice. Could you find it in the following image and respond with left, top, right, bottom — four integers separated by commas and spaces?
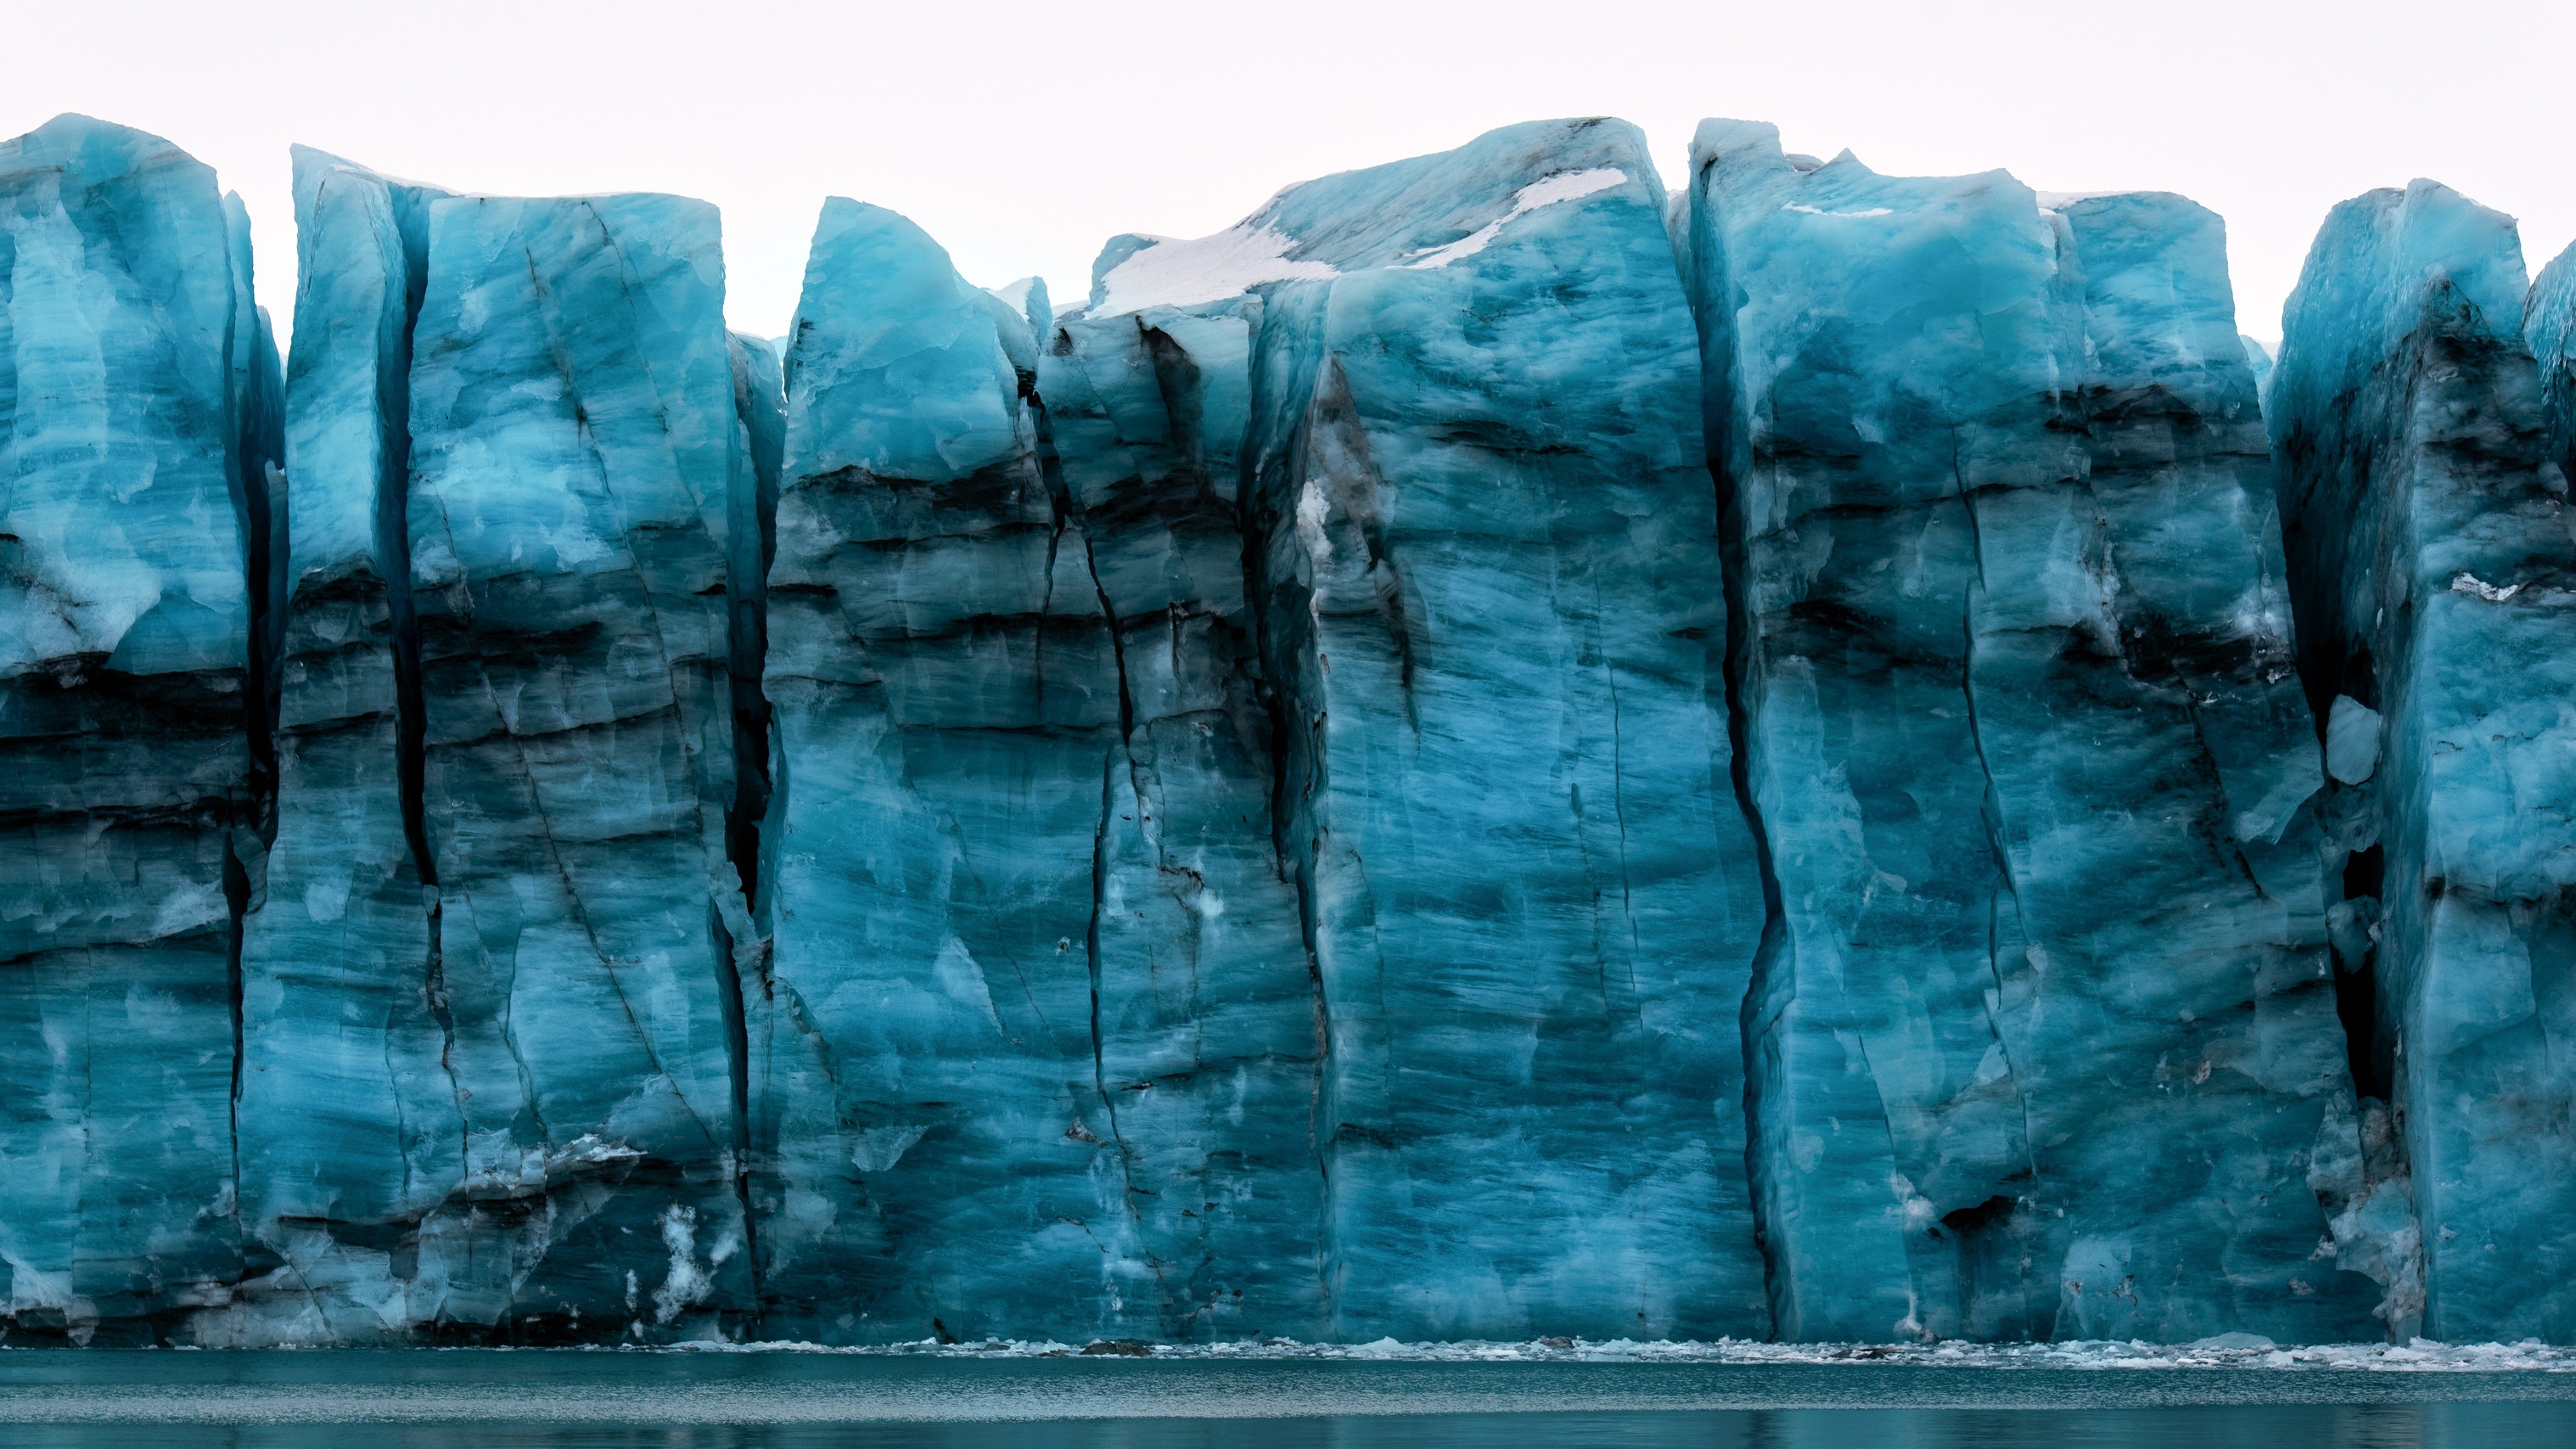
1595, 576, 1646, 1015
1241, 310, 1342, 1327
1686, 155, 1794, 1339
1707, 376, 1792, 1341
223, 840, 250, 1213
1720, 564, 1789, 1329
555, 230, 721, 1154
225, 214, 285, 851
1953, 449, 2046, 1198
716, 334, 781, 1313
365, 177, 463, 1182
1034, 388, 1146, 1227
221, 220, 282, 1238
1957, 589, 2045, 1199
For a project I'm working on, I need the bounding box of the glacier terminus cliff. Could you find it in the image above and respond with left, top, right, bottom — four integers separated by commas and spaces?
4, 110, 2575, 1349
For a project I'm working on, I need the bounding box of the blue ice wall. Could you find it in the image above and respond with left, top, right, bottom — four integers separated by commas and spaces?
1230, 117, 1771, 1339
1684, 120, 2371, 1343
0, 115, 276, 1342
25, 109, 2576, 1350
757, 199, 1135, 1341
2272, 182, 2576, 1343
399, 188, 759, 1335
1036, 270, 1324, 1339
226, 148, 452, 1344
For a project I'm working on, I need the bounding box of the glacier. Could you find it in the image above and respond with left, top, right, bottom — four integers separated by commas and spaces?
2271, 182, 2576, 1343
7, 110, 2576, 1350
0, 115, 278, 1339
1684, 121, 2367, 1345
1227, 118, 1769, 1340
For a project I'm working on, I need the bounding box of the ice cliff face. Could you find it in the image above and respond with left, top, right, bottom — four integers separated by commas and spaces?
223, 151, 770, 1344
1227, 119, 1771, 1339
757, 198, 1136, 1340
0, 115, 278, 1338
1683, 121, 2368, 1345
8, 110, 2576, 1348
2270, 183, 2576, 1344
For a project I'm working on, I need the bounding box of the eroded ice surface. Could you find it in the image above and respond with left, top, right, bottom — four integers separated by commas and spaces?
2272, 180, 2576, 1344
408, 187, 760, 1330
0, 115, 276, 1335
1684, 119, 2366, 1344
1237, 117, 1770, 1339
16, 109, 2576, 1353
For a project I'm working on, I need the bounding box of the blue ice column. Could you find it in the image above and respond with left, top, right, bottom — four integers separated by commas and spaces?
1034, 275, 1325, 1337
1685, 120, 2371, 1342
401, 190, 756, 1335
0, 115, 276, 1342
1228, 117, 1770, 1339
757, 199, 1129, 1341
2273, 181, 2576, 1342
223, 148, 459, 1344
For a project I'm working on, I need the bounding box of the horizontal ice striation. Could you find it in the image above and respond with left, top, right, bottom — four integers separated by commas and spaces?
224, 148, 455, 1345
756, 199, 1134, 1341
0, 115, 278, 1343
2271, 181, 2576, 1343
1234, 117, 1771, 1339
1037, 259, 1323, 1336
399, 188, 756, 1336
1685, 121, 2372, 1344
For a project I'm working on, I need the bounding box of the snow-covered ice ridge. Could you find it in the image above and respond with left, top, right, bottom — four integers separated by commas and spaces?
10, 110, 2576, 1353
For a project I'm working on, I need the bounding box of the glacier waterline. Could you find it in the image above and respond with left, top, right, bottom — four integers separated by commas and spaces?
7, 1345, 2576, 1441
8, 109, 2576, 1351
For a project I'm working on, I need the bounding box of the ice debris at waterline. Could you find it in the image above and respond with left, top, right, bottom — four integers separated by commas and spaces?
5, 110, 2576, 1350
661, 1334, 2576, 1370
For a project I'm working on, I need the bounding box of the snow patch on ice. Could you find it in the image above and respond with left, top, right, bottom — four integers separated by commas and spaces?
1402, 168, 1630, 270
987, 277, 1042, 313
1092, 224, 1339, 316
1782, 203, 1894, 219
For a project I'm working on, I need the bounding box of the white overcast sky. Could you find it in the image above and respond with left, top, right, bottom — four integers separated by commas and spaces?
8, 0, 2571, 351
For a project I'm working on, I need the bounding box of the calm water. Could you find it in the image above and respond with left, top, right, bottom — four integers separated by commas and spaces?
1, 1351, 2572, 1446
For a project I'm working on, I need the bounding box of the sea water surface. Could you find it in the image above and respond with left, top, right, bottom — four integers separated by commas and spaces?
3, 1339, 2573, 1446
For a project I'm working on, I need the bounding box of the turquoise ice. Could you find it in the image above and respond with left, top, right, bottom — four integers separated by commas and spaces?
227, 147, 452, 1343
1228, 118, 1772, 1339
1683, 121, 2369, 1343
757, 197, 1142, 1340
22, 107, 2576, 1350
2273, 181, 2576, 1342
0, 115, 278, 1341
